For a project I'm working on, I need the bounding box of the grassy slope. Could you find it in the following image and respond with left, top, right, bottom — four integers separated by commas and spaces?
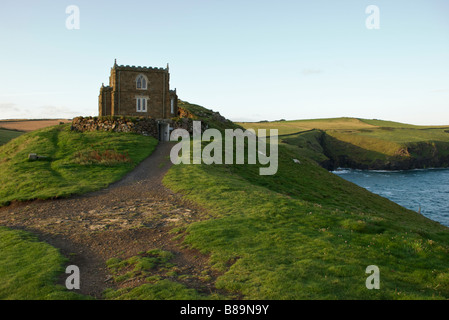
0, 124, 159, 300
3, 104, 449, 300
358, 119, 448, 129
240, 117, 449, 134
0, 226, 87, 299
163, 144, 449, 299
0, 128, 24, 146
239, 118, 449, 169
177, 100, 241, 131
0, 124, 158, 206
159, 103, 449, 299
240, 117, 378, 135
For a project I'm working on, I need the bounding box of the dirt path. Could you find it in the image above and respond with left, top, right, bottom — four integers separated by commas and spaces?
0, 142, 218, 299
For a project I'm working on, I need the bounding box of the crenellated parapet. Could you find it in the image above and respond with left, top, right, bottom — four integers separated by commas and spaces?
113, 64, 167, 72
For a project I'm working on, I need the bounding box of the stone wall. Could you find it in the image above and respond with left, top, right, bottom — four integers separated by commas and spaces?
71, 116, 207, 140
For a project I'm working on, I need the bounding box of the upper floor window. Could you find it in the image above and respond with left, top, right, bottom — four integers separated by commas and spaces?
136, 74, 148, 90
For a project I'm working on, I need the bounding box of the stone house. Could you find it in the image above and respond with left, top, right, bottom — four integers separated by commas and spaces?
98, 60, 178, 140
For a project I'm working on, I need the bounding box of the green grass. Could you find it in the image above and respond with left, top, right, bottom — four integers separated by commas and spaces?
238, 117, 377, 135
348, 127, 449, 144
178, 100, 241, 132
0, 124, 158, 206
0, 226, 87, 300
240, 117, 449, 170
240, 117, 449, 145
104, 249, 224, 300
0, 124, 158, 300
0, 128, 24, 146
239, 117, 449, 135
280, 130, 329, 164
162, 141, 449, 299
104, 279, 207, 300
106, 249, 175, 283
358, 118, 449, 129
3, 103, 449, 300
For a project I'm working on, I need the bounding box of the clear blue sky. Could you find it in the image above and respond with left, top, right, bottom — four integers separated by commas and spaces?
0, 0, 448, 124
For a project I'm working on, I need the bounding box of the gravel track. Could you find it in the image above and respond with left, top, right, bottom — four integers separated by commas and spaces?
0, 142, 218, 298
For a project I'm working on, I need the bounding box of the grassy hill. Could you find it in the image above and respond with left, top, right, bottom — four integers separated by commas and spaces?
1, 102, 449, 300
0, 226, 87, 300
0, 128, 24, 146
164, 146, 449, 299
161, 104, 449, 299
238, 118, 449, 170
0, 124, 157, 206
177, 100, 241, 131
0, 123, 158, 299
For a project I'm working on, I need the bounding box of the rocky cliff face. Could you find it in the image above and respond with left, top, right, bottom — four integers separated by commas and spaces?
282, 129, 449, 171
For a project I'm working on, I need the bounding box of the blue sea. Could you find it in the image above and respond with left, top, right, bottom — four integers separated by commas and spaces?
333, 168, 449, 227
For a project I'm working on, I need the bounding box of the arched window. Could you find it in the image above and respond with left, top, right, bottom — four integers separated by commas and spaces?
136, 74, 148, 90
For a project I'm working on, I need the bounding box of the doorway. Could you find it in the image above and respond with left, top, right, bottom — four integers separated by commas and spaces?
158, 123, 169, 141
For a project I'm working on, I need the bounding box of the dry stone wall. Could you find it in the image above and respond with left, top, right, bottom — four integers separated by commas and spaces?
70, 116, 207, 139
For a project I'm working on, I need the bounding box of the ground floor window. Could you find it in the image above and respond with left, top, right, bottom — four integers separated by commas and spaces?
136, 96, 148, 112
